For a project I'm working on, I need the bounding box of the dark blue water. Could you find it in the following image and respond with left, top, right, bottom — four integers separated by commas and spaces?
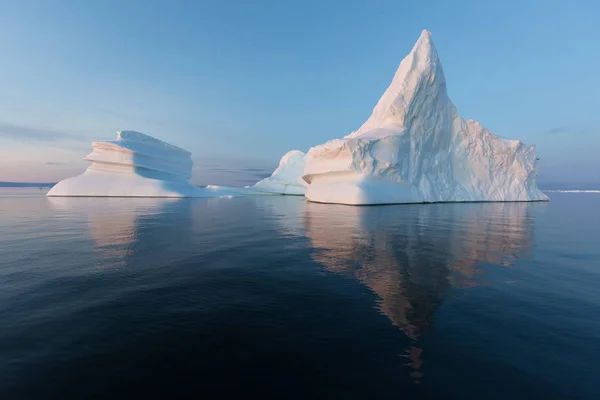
1, 189, 599, 399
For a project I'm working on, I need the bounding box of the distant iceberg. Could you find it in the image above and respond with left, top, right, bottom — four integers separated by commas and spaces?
47, 131, 232, 198
257, 30, 548, 205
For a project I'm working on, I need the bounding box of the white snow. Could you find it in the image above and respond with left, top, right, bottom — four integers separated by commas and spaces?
302, 30, 548, 205
47, 131, 234, 198
249, 150, 307, 195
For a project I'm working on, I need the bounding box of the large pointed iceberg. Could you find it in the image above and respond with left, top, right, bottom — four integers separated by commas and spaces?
287, 30, 547, 205
47, 131, 227, 198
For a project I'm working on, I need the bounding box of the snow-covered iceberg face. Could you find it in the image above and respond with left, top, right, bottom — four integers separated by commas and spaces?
302, 30, 548, 205
85, 130, 193, 182
347, 30, 450, 139
47, 131, 233, 198
250, 150, 307, 195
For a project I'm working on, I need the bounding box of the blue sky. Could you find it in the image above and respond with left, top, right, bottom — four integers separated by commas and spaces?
0, 0, 598, 186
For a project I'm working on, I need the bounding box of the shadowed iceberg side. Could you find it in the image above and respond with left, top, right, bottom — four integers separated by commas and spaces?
47, 131, 232, 198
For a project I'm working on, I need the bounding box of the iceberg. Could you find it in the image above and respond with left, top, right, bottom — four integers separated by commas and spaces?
47, 131, 229, 198
301, 30, 548, 205
249, 150, 307, 195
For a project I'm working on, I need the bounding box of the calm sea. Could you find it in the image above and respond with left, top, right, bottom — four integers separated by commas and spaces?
0, 189, 598, 399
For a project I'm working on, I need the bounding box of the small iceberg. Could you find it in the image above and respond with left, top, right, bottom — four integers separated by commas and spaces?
248, 150, 307, 195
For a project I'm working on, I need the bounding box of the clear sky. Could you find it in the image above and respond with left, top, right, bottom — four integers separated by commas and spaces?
1, 0, 599, 187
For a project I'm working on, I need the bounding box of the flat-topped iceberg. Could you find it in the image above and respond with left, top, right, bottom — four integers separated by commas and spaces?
47, 131, 229, 198
259, 30, 548, 205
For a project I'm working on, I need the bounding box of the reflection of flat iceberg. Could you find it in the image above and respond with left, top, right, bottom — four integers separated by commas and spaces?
47, 131, 231, 198
47, 196, 193, 265
249, 150, 307, 195
302, 30, 548, 205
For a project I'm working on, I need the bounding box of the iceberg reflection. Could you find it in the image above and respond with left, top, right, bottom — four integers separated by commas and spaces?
47, 197, 190, 264
304, 201, 541, 380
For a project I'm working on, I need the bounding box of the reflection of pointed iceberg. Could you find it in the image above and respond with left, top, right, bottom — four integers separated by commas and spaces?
48, 131, 231, 198
304, 201, 540, 378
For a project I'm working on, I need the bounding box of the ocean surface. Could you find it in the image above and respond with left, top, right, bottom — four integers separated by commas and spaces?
1, 189, 599, 399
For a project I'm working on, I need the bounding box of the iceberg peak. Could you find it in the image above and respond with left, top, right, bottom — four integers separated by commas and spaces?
348, 29, 446, 138
414, 29, 434, 51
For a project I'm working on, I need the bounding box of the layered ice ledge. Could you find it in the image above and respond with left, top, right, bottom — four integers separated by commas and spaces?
48, 131, 228, 198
